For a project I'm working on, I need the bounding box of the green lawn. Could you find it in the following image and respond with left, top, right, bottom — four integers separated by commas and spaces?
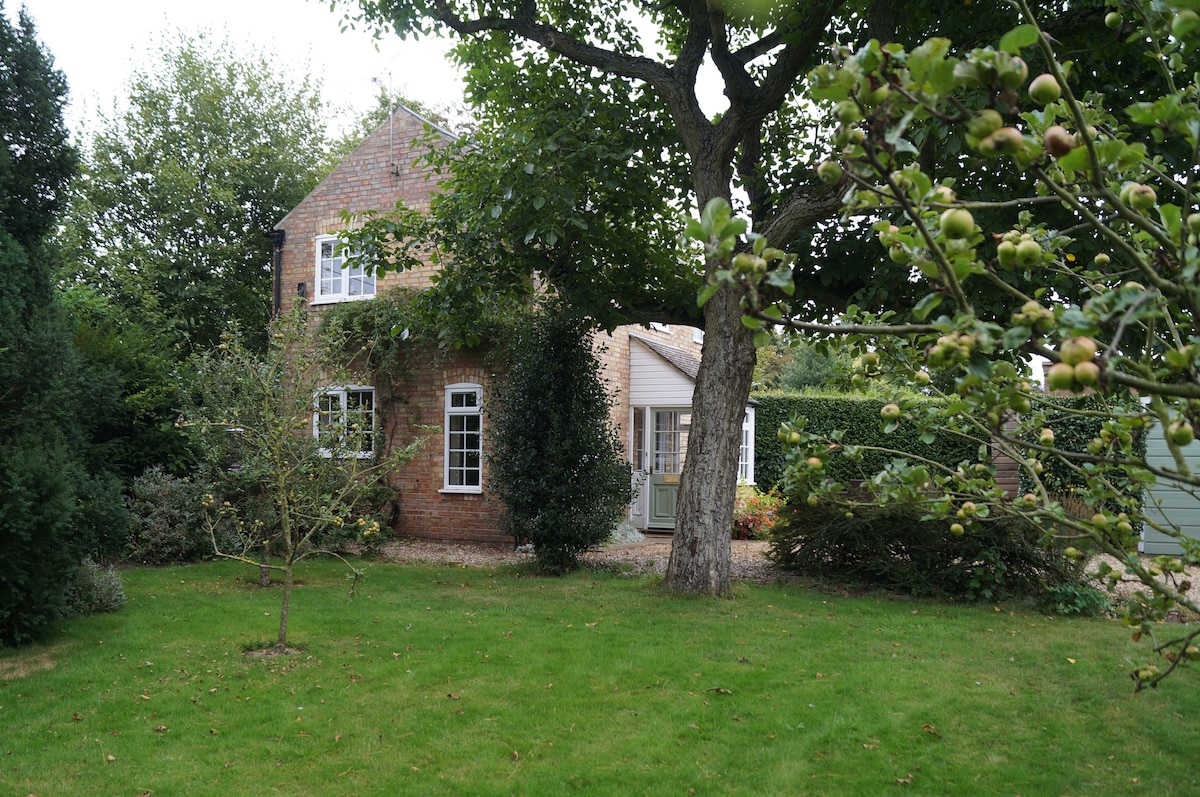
2, 558, 1197, 796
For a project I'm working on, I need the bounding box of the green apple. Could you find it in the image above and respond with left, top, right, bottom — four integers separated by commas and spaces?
1059, 336, 1098, 365
997, 55, 1029, 89
979, 126, 1024, 156
788, 431, 802, 445
1094, 252, 1111, 266
1091, 512, 1108, 529
1074, 360, 1101, 386
1127, 183, 1157, 211
1039, 428, 1055, 445
1172, 9, 1200, 39
1015, 238, 1042, 267
835, 100, 861, 125
817, 160, 843, 184
880, 403, 901, 421
806, 456, 823, 469
1046, 362, 1076, 391
1105, 11, 1122, 29
949, 522, 965, 536
1168, 421, 1195, 446
996, 240, 1017, 268
914, 370, 931, 386
967, 109, 1004, 139
939, 208, 975, 239
929, 185, 957, 204
1028, 73, 1062, 105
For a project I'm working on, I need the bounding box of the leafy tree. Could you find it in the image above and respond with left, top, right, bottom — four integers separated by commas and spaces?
754, 334, 852, 391
337, 1, 1179, 596
704, 1, 1200, 686
488, 307, 633, 573
184, 303, 422, 653
0, 3, 125, 643
61, 32, 336, 355
335, 0, 859, 594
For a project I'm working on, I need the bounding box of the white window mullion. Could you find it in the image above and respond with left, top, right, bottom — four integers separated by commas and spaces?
442, 383, 483, 493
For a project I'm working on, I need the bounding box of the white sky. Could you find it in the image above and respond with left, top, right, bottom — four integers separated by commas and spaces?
10, 0, 464, 137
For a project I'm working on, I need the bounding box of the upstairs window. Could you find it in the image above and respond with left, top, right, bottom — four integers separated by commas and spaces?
443, 383, 482, 492
315, 234, 374, 303
314, 386, 375, 457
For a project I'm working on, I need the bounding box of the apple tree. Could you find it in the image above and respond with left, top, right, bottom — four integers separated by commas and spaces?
184, 303, 424, 653
699, 0, 1200, 687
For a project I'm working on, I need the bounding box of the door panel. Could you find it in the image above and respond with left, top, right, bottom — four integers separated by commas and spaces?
648, 409, 689, 529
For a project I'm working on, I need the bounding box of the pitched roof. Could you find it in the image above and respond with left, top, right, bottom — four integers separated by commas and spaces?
629, 334, 700, 381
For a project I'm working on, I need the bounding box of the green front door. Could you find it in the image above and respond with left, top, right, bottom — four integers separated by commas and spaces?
648, 409, 689, 529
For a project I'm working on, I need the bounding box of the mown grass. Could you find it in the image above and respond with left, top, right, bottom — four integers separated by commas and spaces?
1, 558, 1197, 796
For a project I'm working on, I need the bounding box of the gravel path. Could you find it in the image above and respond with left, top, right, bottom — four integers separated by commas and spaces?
380, 537, 1200, 614
380, 537, 781, 583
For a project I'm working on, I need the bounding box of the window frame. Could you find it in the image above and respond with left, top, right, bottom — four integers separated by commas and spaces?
442, 382, 483, 493
313, 385, 376, 459
312, 234, 375, 304
738, 407, 756, 485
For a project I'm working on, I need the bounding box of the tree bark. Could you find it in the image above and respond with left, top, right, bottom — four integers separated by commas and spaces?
276, 562, 293, 652
663, 284, 757, 595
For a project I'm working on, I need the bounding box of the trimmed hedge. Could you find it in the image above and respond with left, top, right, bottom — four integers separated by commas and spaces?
753, 391, 977, 490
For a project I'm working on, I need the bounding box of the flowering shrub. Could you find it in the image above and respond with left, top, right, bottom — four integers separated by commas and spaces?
732, 484, 782, 540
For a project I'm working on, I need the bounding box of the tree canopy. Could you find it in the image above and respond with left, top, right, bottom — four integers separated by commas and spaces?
0, 2, 123, 644
700, 0, 1200, 686
61, 32, 337, 355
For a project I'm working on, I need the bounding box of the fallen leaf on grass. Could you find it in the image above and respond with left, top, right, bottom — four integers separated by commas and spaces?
706, 687, 733, 695
153, 725, 168, 733
863, 740, 880, 749
447, 693, 460, 700
1067, 657, 1076, 664
71, 713, 83, 722
896, 773, 913, 784
921, 723, 941, 738
106, 755, 116, 762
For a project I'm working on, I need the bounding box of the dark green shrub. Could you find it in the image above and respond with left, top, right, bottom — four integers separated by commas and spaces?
1038, 582, 1111, 617
0, 433, 79, 645
769, 497, 1078, 602
126, 466, 233, 564
64, 557, 126, 616
488, 309, 632, 573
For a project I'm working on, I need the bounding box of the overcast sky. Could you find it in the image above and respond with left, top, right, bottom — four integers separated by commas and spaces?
10, 0, 464, 137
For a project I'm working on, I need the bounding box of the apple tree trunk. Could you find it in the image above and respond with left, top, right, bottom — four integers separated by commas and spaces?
663, 283, 757, 596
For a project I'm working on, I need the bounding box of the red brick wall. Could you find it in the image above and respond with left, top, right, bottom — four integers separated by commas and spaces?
273, 106, 706, 545
275, 107, 516, 546
274, 106, 449, 309
380, 345, 512, 546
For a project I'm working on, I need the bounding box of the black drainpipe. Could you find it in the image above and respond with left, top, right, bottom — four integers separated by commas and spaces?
268, 229, 285, 316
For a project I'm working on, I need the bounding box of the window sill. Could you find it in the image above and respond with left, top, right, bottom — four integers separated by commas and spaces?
438, 487, 483, 495
309, 294, 376, 306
